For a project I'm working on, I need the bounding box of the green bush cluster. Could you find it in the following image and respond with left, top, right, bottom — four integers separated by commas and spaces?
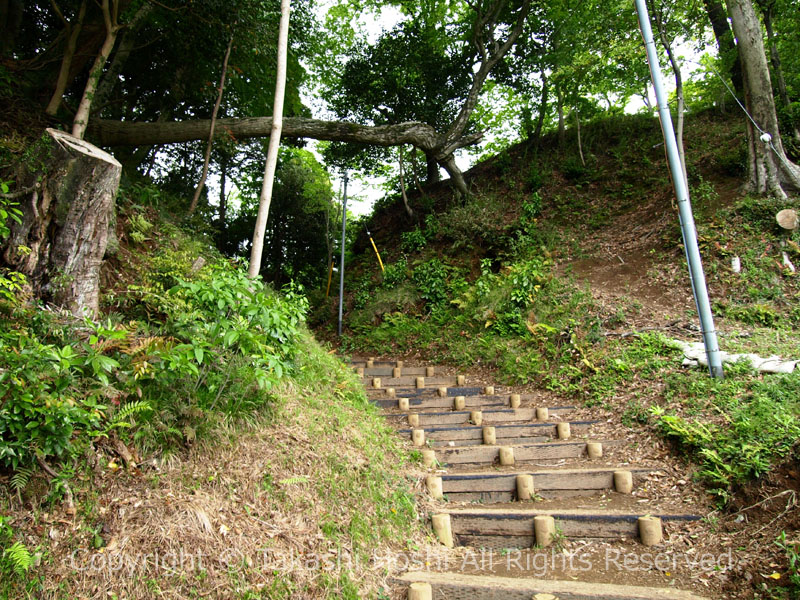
0, 261, 308, 476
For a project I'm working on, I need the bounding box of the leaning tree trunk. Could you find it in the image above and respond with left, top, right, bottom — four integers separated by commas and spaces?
2, 129, 121, 317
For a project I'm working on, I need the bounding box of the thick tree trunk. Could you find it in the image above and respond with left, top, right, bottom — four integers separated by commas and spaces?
702, 0, 744, 96
2, 129, 121, 317
760, 2, 800, 143
728, 0, 800, 197
425, 152, 440, 183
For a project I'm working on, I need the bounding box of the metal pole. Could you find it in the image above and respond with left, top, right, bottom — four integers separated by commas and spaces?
634, 0, 724, 378
337, 173, 348, 337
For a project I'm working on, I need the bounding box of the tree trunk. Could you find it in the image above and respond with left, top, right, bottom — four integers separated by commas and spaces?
425, 152, 440, 183
556, 85, 565, 146
72, 0, 120, 139
45, 0, 88, 116
759, 1, 800, 142
702, 0, 744, 96
574, 109, 585, 167
91, 3, 153, 117
727, 0, 800, 197
2, 129, 121, 317
218, 156, 228, 229
0, 0, 23, 57
189, 32, 234, 215
398, 146, 414, 218
649, 0, 688, 189
532, 67, 548, 147
248, 0, 290, 279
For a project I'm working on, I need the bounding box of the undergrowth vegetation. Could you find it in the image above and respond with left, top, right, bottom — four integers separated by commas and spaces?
0, 181, 423, 598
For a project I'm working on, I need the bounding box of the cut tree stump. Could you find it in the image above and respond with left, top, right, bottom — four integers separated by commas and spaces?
3, 128, 121, 317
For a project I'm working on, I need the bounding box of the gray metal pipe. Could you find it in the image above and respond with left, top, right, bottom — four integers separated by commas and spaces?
634, 0, 724, 378
338, 174, 348, 337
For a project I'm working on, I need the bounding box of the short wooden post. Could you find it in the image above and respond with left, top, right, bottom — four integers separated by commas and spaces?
470, 410, 483, 426
457, 375, 466, 386
426, 475, 444, 500
366, 359, 374, 368
484, 385, 495, 395
356, 367, 364, 377
393, 367, 402, 378
614, 470, 633, 494
437, 386, 447, 397
534, 515, 556, 547
398, 398, 410, 411
516, 474, 535, 500
453, 396, 466, 411
372, 377, 381, 389
536, 407, 549, 421
482, 426, 496, 445
431, 514, 454, 547
386, 387, 396, 398
499, 446, 515, 466
411, 429, 425, 447
557, 422, 571, 440
408, 414, 419, 427
421, 449, 436, 468
407, 582, 432, 600
587, 442, 603, 459
416, 376, 425, 389
396, 360, 404, 369
509, 394, 521, 408
426, 366, 435, 377
638, 516, 663, 546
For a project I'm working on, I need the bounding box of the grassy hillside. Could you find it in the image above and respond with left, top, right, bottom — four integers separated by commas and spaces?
0, 183, 427, 599
325, 109, 800, 598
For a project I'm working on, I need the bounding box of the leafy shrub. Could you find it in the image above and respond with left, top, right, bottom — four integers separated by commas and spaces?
0, 261, 308, 475
400, 228, 427, 253
562, 156, 592, 182
440, 193, 507, 250
413, 258, 449, 310
381, 257, 408, 289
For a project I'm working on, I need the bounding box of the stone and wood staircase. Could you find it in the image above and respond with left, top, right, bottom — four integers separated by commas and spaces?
353, 358, 714, 600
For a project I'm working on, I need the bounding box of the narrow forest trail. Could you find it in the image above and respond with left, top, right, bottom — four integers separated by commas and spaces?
352, 359, 734, 600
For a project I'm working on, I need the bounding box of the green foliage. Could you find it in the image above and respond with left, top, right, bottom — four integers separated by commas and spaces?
0, 516, 32, 579
0, 179, 26, 303
412, 258, 449, 310
0, 253, 308, 476
381, 257, 408, 289
400, 228, 427, 253
775, 531, 800, 594
655, 372, 800, 501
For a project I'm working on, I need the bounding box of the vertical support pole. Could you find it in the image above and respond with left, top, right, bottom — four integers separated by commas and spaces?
634, 0, 723, 378
337, 173, 348, 337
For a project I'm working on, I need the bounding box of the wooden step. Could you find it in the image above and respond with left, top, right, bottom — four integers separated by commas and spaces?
433, 440, 599, 466
430, 467, 651, 501
363, 375, 461, 387
384, 407, 574, 426
368, 386, 486, 398
400, 421, 597, 447
357, 365, 429, 376
371, 396, 508, 410
441, 507, 700, 549
397, 572, 710, 600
